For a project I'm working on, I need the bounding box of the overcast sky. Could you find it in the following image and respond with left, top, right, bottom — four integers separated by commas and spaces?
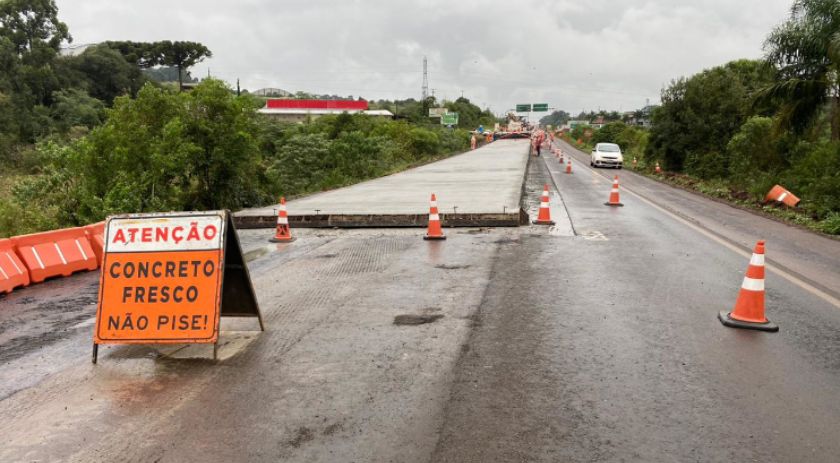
55, 0, 793, 116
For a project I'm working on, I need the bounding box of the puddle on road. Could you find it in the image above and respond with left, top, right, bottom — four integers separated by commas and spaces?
243, 245, 274, 262
435, 264, 471, 270
393, 314, 444, 326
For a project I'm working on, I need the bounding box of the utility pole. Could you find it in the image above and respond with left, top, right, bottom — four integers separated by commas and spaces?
422, 56, 430, 116
422, 56, 429, 103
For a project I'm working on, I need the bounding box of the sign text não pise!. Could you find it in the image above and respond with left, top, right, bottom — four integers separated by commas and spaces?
95, 214, 224, 343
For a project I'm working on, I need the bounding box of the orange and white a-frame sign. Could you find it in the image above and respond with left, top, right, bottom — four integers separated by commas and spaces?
93, 210, 262, 362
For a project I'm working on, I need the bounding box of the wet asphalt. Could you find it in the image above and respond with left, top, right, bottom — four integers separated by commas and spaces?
1, 143, 839, 462
432, 146, 840, 462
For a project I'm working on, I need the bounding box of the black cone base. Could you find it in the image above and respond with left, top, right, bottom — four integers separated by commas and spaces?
269, 236, 295, 243
718, 311, 778, 332
423, 235, 446, 240
604, 202, 624, 207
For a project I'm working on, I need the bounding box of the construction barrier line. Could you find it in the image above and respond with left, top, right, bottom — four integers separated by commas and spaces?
11, 227, 98, 284
0, 238, 30, 294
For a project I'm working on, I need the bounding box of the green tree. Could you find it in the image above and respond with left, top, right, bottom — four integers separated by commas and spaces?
142, 65, 197, 83
762, 0, 840, 140
60, 44, 146, 103
179, 79, 263, 208
539, 110, 570, 127
727, 117, 785, 183
49, 87, 104, 132
591, 121, 628, 146
103, 40, 164, 68
0, 0, 70, 142
266, 132, 332, 194
444, 97, 495, 130
15, 80, 268, 225
0, 0, 69, 56
159, 41, 212, 89
104, 40, 211, 89
646, 59, 777, 171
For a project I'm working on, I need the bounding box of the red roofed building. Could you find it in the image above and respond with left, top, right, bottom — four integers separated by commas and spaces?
259, 99, 393, 122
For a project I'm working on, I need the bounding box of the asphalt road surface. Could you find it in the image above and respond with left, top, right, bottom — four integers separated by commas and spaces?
2, 141, 840, 462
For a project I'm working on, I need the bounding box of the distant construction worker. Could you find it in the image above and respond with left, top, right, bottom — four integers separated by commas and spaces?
470, 134, 477, 150
534, 132, 543, 156
485, 132, 492, 143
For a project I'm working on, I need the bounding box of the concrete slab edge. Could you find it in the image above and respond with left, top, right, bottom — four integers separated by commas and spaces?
234, 212, 525, 229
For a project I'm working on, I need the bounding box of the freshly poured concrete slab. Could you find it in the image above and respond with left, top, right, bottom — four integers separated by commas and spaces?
236, 139, 531, 227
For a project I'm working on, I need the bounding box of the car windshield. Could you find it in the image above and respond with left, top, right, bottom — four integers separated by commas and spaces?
598, 144, 620, 152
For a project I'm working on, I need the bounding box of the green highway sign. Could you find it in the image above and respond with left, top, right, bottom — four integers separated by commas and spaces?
516, 104, 531, 112
533, 103, 549, 112
441, 112, 459, 125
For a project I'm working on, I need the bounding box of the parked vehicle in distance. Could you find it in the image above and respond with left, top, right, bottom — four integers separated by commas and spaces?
591, 143, 623, 168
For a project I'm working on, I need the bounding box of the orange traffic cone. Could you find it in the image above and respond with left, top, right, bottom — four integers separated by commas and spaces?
718, 240, 778, 332
764, 185, 800, 208
533, 184, 555, 225
559, 152, 564, 164
655, 162, 662, 174
565, 160, 572, 174
270, 197, 294, 242
604, 176, 624, 207
424, 193, 446, 240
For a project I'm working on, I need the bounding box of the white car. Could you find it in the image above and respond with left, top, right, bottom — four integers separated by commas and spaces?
590, 143, 624, 168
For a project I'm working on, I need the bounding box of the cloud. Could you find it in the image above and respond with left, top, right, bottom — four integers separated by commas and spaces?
55, 0, 793, 115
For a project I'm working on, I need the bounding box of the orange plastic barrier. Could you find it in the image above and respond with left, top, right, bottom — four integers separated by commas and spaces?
12, 227, 98, 283
764, 185, 800, 208
84, 221, 106, 265
0, 238, 30, 294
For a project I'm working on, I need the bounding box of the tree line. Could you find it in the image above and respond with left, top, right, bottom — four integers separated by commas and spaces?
0, 80, 471, 236
0, 0, 211, 162
0, 1, 475, 237
588, 0, 840, 232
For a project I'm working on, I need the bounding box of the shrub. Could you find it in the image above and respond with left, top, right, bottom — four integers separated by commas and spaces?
818, 213, 840, 235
